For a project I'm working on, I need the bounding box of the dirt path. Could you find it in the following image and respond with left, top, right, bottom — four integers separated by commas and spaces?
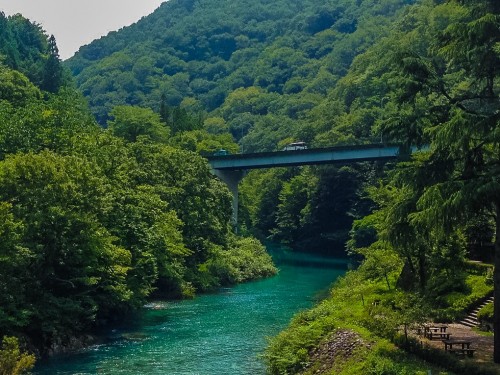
418, 323, 500, 373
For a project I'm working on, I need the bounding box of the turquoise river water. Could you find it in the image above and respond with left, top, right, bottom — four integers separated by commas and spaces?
35, 244, 348, 375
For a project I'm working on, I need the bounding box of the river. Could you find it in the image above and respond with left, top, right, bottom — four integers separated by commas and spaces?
35, 244, 348, 375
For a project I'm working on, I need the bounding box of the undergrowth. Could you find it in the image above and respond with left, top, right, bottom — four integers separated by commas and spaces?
265, 264, 493, 375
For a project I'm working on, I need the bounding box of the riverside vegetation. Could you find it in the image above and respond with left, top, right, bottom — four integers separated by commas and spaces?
1, 0, 500, 373
265, 258, 495, 374
0, 11, 276, 368
264, 0, 500, 373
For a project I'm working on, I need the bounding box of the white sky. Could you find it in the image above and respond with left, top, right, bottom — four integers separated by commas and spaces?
0, 0, 166, 60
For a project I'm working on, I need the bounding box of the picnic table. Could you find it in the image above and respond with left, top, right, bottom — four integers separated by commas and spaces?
427, 331, 451, 340
426, 324, 448, 333
443, 339, 475, 357
418, 324, 450, 340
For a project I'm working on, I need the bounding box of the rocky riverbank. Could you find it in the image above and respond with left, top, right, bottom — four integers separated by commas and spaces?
301, 329, 373, 374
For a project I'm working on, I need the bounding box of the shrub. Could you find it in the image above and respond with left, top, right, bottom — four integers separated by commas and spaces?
0, 336, 35, 375
431, 275, 493, 321
465, 261, 493, 276
204, 237, 277, 287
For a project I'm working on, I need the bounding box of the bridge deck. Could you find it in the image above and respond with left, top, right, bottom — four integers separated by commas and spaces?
207, 144, 404, 170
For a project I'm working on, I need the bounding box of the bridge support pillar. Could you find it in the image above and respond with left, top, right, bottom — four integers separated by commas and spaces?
213, 169, 246, 231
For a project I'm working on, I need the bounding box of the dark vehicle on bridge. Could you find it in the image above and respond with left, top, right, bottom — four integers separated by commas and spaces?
282, 142, 307, 151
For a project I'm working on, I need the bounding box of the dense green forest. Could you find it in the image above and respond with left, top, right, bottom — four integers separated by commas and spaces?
264, 0, 500, 372
67, 0, 500, 369
67, 0, 417, 251
1, 0, 500, 372
0, 11, 276, 360
67, 0, 415, 131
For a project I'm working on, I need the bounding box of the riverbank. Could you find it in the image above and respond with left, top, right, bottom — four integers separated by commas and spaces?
13, 235, 278, 361
265, 262, 498, 374
34, 246, 348, 374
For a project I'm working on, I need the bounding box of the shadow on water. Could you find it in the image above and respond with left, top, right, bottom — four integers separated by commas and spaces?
274, 254, 349, 270
35, 243, 348, 375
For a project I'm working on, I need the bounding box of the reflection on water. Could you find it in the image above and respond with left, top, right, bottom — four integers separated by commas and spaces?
35, 244, 348, 375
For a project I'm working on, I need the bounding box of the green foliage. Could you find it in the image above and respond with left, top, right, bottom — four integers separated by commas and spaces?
241, 164, 374, 252
63, 0, 424, 264
265, 260, 458, 375
128, 141, 233, 256
0, 87, 99, 158
205, 236, 277, 286
334, 0, 500, 359
160, 99, 203, 134
477, 302, 494, 322
272, 170, 317, 244
0, 27, 276, 355
391, 335, 500, 375
338, 341, 451, 375
66, 0, 416, 135
0, 151, 132, 341
434, 275, 493, 322
170, 129, 239, 154
105, 183, 188, 302
0, 336, 35, 375
0, 65, 41, 106
357, 243, 401, 290
40, 35, 63, 93
108, 105, 169, 143
0, 13, 65, 92
266, 240, 491, 374
0, 202, 30, 332
8, 0, 499, 368
465, 261, 494, 276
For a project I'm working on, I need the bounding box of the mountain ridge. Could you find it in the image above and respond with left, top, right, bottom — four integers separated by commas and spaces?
66, 0, 416, 137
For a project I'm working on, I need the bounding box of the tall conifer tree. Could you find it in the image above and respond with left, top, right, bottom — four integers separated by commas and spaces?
41, 35, 63, 93
381, 0, 500, 361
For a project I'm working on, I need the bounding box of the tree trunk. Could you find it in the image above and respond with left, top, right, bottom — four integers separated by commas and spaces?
418, 249, 426, 291
397, 257, 415, 290
385, 272, 391, 290
494, 202, 500, 363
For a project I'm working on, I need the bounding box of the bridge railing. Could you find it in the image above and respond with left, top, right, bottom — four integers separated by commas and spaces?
207, 143, 420, 171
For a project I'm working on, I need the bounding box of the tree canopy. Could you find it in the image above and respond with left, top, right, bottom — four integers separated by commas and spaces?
342, 0, 500, 361
3, 0, 500, 365
0, 13, 276, 357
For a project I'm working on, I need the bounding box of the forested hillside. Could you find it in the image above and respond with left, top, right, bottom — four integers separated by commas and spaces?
3, 0, 499, 369
67, 0, 417, 251
68, 0, 500, 366
0, 13, 65, 93
67, 0, 415, 146
0, 12, 276, 358
266, 0, 500, 372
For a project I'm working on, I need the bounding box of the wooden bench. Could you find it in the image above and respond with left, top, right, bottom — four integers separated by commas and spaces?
443, 339, 475, 358
427, 331, 451, 340
427, 325, 448, 333
417, 324, 448, 335
448, 348, 476, 357
422, 325, 449, 340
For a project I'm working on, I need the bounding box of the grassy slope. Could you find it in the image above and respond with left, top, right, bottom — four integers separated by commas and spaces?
265, 266, 494, 375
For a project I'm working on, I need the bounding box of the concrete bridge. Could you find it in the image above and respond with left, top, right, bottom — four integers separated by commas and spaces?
207, 144, 416, 227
